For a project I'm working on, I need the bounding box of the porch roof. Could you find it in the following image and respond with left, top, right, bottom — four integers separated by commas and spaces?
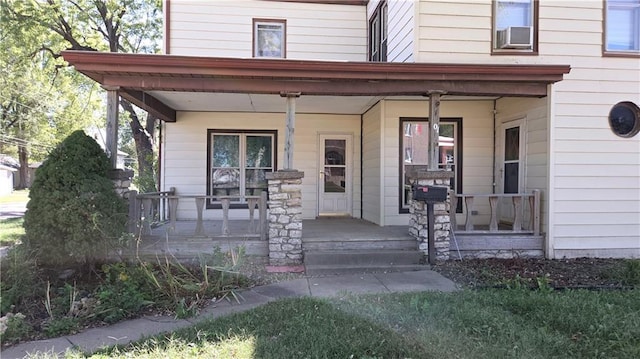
62, 51, 570, 122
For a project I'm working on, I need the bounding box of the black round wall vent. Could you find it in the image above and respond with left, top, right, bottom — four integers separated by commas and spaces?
608, 101, 640, 138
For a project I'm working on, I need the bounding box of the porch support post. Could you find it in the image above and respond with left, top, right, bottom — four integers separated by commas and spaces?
282, 92, 301, 170
428, 91, 445, 170
103, 86, 120, 169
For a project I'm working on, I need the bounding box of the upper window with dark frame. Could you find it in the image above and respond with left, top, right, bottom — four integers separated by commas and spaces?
207, 130, 277, 208
604, 0, 640, 54
253, 19, 286, 58
369, 1, 387, 61
493, 0, 537, 53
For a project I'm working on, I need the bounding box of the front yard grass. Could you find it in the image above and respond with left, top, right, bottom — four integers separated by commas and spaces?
83, 289, 639, 359
0, 217, 24, 246
0, 189, 29, 204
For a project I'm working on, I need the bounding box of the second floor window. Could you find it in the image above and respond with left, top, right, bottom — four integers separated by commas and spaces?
493, 0, 536, 52
369, 1, 387, 61
605, 0, 640, 53
253, 19, 286, 58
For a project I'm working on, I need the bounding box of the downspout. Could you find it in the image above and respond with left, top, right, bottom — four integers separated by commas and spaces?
492, 99, 497, 194
360, 113, 364, 219
157, 120, 163, 192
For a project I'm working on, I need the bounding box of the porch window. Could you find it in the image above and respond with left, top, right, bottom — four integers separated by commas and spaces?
493, 0, 537, 53
369, 1, 387, 61
253, 19, 286, 58
207, 130, 276, 208
605, 0, 640, 54
400, 118, 463, 213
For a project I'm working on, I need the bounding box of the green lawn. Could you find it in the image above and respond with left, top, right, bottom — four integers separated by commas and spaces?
0, 189, 29, 204
0, 217, 24, 246
74, 289, 640, 359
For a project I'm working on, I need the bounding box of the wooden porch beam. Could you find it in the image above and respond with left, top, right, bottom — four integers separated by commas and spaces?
101, 76, 551, 97
103, 86, 119, 169
119, 89, 177, 122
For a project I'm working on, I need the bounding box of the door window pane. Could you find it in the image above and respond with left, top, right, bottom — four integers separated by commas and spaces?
504, 163, 519, 194
324, 167, 346, 193
504, 127, 520, 161
325, 140, 346, 165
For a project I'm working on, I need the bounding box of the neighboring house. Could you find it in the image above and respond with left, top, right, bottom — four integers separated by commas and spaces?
64, 0, 640, 260
0, 164, 17, 196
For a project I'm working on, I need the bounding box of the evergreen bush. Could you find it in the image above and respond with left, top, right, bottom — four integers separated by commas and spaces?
24, 130, 127, 266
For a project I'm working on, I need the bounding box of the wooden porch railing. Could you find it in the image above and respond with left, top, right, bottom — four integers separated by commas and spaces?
450, 190, 541, 235
127, 189, 268, 240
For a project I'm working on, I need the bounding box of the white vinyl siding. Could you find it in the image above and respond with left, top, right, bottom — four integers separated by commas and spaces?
387, 0, 415, 62
161, 111, 361, 221
169, 0, 366, 61
362, 102, 383, 224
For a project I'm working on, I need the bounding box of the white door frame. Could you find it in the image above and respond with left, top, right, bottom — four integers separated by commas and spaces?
317, 133, 353, 217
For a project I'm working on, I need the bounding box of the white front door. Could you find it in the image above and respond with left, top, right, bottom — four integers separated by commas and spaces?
499, 120, 525, 223
318, 134, 352, 216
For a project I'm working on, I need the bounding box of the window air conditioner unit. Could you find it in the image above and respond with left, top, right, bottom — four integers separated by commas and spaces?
497, 26, 532, 49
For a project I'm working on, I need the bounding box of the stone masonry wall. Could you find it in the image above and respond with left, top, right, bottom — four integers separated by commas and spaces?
408, 171, 453, 261
265, 170, 304, 266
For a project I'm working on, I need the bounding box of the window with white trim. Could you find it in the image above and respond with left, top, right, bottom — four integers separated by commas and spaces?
493, 0, 535, 51
253, 19, 286, 58
207, 130, 276, 208
605, 0, 640, 53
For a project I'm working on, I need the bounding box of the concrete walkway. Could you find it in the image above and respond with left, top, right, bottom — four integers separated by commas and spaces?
1, 270, 457, 358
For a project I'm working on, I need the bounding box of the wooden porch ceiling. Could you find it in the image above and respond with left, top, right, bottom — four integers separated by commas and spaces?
62, 50, 570, 123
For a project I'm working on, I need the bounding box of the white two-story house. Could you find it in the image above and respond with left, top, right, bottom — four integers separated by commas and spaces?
64, 0, 639, 261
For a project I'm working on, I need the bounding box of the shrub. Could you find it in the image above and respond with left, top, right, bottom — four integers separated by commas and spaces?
23, 130, 127, 266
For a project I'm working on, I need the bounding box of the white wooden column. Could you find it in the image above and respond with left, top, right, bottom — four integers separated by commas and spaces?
103, 86, 120, 169
428, 91, 445, 171
282, 92, 301, 170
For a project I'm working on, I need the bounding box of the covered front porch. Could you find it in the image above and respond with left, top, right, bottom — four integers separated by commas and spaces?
62, 51, 568, 265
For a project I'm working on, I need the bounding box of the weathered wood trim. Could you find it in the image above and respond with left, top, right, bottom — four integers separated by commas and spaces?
119, 89, 176, 122
428, 91, 443, 170
104, 86, 119, 169
454, 235, 544, 251
104, 76, 550, 97
260, 0, 368, 5
62, 51, 570, 82
164, 0, 171, 54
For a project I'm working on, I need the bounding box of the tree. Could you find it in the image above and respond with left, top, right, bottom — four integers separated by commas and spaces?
4, 0, 163, 192
24, 130, 127, 266
1, 3, 100, 187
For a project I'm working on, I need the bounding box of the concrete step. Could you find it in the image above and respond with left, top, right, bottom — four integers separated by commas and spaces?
303, 239, 417, 251
305, 264, 428, 276
304, 250, 424, 266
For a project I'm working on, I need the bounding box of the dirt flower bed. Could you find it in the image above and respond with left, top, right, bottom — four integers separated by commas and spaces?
432, 257, 639, 289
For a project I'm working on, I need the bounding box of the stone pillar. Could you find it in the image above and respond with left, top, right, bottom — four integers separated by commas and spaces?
108, 169, 134, 198
408, 170, 454, 261
265, 170, 304, 267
